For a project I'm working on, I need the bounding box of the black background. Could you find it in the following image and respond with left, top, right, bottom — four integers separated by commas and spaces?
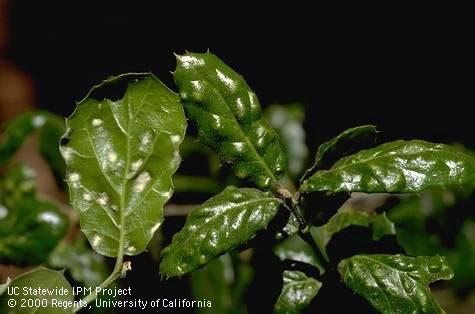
4, 2, 474, 313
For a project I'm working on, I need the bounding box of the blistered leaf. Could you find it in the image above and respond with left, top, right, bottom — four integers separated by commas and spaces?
265, 104, 308, 179
61, 73, 186, 257
301, 140, 475, 193
160, 186, 281, 276
174, 52, 287, 189
0, 268, 74, 313
338, 254, 453, 314
274, 270, 321, 314
48, 235, 109, 288
301, 125, 377, 182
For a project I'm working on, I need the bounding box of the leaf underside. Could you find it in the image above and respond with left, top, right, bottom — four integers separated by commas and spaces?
61, 73, 186, 257
338, 254, 453, 314
174, 52, 287, 189
160, 186, 281, 276
302, 140, 475, 193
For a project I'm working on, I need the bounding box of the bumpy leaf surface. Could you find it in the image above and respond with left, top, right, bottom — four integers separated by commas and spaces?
274, 270, 321, 314
61, 73, 186, 257
160, 186, 281, 276
338, 254, 453, 313
302, 140, 475, 193
174, 52, 286, 189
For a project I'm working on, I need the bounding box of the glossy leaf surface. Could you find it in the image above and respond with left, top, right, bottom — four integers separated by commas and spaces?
302, 140, 475, 193
61, 73, 186, 257
0, 268, 74, 313
301, 125, 377, 182
265, 104, 307, 178
174, 52, 286, 189
274, 270, 321, 314
338, 254, 453, 313
160, 186, 281, 276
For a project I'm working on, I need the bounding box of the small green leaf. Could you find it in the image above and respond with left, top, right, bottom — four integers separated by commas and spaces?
0, 198, 68, 265
174, 52, 287, 189
160, 186, 281, 276
0, 111, 65, 166
0, 268, 74, 313
302, 140, 475, 193
61, 73, 186, 257
338, 254, 453, 314
274, 234, 323, 271
48, 235, 109, 288
274, 270, 321, 314
265, 104, 308, 179
301, 125, 377, 182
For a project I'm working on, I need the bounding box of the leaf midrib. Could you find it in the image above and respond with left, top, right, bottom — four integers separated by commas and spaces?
194, 77, 278, 185
310, 143, 472, 181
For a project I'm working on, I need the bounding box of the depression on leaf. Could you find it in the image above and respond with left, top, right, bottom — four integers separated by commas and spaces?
61, 73, 186, 257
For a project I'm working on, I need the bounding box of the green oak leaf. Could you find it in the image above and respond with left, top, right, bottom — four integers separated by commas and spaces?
0, 268, 75, 313
300, 125, 377, 182
301, 140, 475, 193
61, 73, 186, 257
264, 104, 308, 179
274, 270, 321, 314
338, 254, 453, 314
160, 186, 281, 276
174, 52, 287, 189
